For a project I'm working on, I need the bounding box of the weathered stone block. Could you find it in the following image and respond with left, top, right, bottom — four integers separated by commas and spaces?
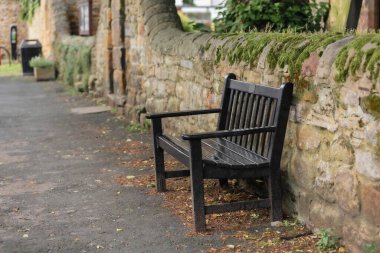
180, 60, 193, 69
310, 200, 343, 234
301, 52, 320, 77
322, 135, 355, 165
343, 217, 380, 252
334, 170, 360, 216
355, 149, 380, 180
313, 87, 335, 115
316, 36, 354, 79
289, 102, 312, 123
340, 86, 359, 107
112, 47, 125, 70
361, 185, 380, 227
297, 125, 321, 150
111, 19, 123, 47
314, 161, 336, 203
305, 112, 338, 132
289, 152, 316, 190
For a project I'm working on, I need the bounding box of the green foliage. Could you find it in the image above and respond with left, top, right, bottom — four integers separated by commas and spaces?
335, 33, 380, 83
56, 42, 92, 91
183, 0, 194, 5
214, 0, 329, 33
19, 0, 40, 22
29, 56, 54, 68
361, 94, 380, 119
212, 31, 345, 100
178, 11, 210, 32
363, 243, 377, 253
0, 63, 22, 76
315, 228, 339, 251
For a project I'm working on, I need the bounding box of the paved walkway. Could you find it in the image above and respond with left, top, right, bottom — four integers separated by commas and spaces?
0, 77, 221, 253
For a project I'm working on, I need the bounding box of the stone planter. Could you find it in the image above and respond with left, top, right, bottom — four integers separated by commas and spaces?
33, 67, 55, 81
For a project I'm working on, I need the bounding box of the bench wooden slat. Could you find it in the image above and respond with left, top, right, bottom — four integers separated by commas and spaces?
229, 79, 282, 99
165, 136, 269, 168
157, 135, 190, 167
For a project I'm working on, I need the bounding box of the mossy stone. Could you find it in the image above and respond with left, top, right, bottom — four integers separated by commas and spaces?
361, 94, 380, 119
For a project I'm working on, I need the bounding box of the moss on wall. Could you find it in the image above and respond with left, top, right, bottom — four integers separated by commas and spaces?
335, 34, 380, 83
377, 131, 380, 157
361, 94, 380, 119
214, 32, 346, 77
212, 32, 347, 100
56, 41, 93, 91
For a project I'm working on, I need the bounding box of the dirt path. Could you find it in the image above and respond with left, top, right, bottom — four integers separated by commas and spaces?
0, 77, 222, 253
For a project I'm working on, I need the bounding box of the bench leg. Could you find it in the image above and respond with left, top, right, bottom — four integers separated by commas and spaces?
189, 140, 206, 232
154, 146, 166, 192
269, 167, 282, 221
152, 118, 166, 192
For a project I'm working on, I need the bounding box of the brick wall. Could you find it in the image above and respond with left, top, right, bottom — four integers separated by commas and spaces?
0, 0, 28, 61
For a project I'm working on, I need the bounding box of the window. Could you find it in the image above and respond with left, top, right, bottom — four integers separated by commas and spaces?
79, 0, 92, 35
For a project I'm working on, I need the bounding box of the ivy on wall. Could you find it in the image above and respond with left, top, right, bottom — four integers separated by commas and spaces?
19, 0, 40, 22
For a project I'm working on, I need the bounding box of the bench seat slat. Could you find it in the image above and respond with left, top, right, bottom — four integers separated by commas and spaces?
158, 135, 270, 170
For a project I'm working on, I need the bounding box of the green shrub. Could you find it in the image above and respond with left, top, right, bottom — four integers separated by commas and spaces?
29, 56, 54, 68
214, 0, 329, 33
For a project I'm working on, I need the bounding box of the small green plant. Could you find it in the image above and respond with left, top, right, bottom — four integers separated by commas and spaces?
363, 243, 377, 253
315, 228, 339, 251
126, 121, 150, 133
29, 56, 54, 68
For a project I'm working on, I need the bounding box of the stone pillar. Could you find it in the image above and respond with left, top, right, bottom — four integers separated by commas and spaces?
357, 0, 380, 31
108, 0, 126, 110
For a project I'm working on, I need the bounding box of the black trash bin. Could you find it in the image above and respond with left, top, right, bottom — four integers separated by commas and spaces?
20, 40, 42, 76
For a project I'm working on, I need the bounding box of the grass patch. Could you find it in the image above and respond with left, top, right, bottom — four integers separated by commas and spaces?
0, 63, 22, 76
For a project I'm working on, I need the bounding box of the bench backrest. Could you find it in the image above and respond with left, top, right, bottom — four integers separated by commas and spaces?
217, 73, 293, 161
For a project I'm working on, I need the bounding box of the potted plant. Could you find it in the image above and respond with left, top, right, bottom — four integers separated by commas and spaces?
29, 56, 55, 81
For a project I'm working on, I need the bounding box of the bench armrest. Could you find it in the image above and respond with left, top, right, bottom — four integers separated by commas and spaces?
146, 108, 221, 119
182, 127, 276, 140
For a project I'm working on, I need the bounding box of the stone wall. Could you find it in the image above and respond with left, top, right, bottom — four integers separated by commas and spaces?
28, 0, 101, 59
27, 0, 380, 251
28, 0, 71, 59
95, 0, 379, 251
0, 0, 28, 60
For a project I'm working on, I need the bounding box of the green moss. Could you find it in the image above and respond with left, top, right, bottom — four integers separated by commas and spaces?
361, 94, 380, 119
213, 32, 345, 74
335, 34, 380, 83
56, 42, 92, 92
376, 132, 380, 157
211, 32, 346, 100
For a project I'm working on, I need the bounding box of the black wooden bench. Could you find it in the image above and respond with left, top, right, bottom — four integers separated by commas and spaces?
146, 73, 293, 232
